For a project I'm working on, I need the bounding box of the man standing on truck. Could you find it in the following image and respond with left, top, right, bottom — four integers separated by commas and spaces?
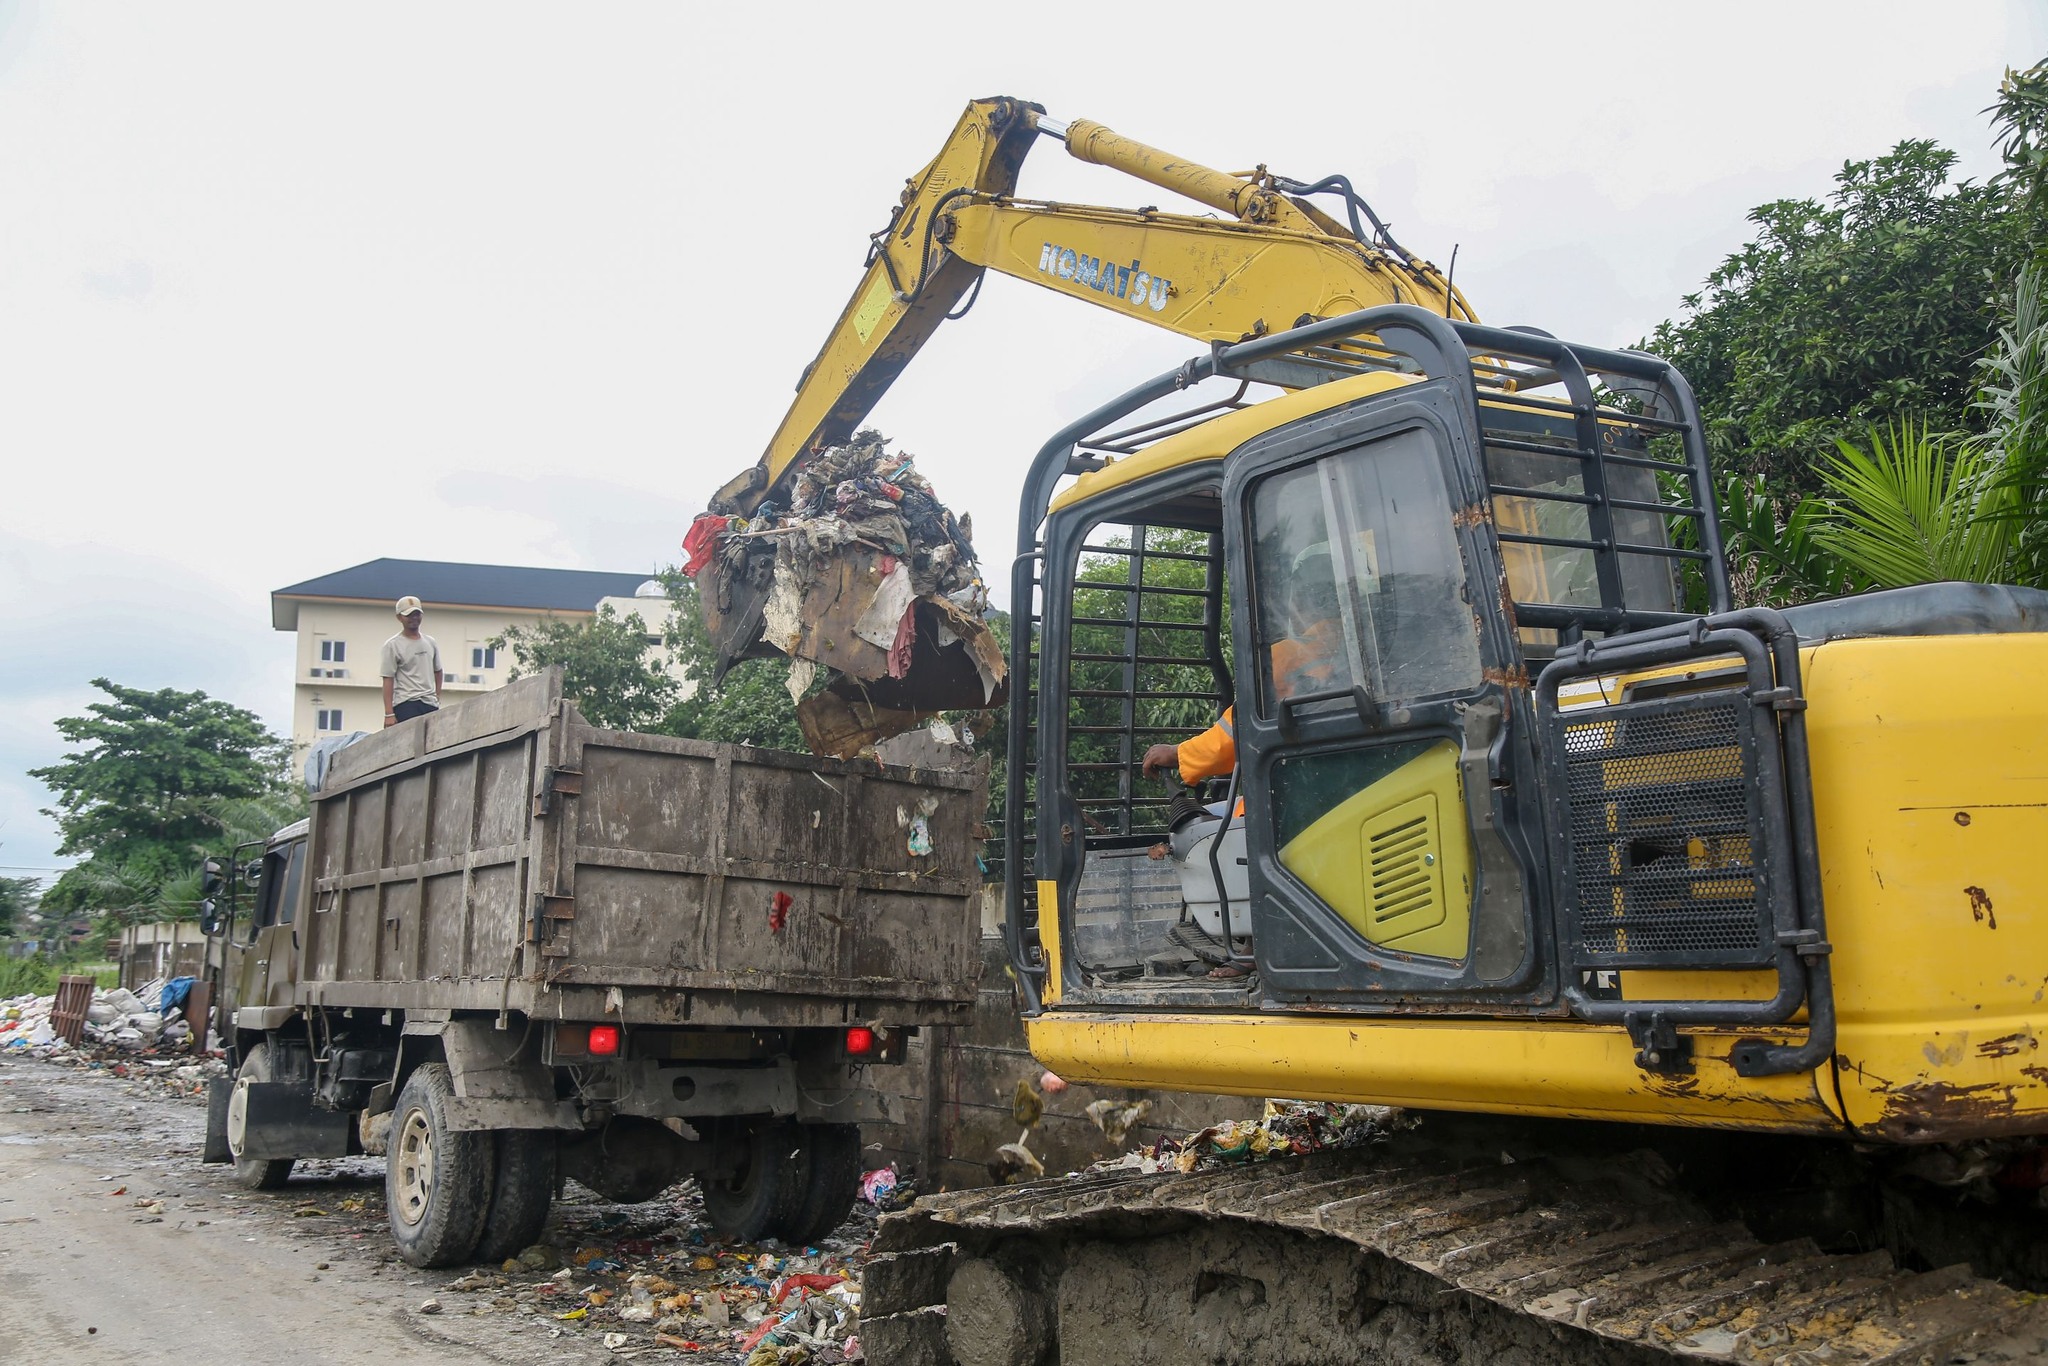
380, 595, 443, 727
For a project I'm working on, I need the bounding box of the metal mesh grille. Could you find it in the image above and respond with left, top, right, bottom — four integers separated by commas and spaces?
1562, 693, 1772, 964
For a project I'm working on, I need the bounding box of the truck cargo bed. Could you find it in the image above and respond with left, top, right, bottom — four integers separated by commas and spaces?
292, 672, 984, 1027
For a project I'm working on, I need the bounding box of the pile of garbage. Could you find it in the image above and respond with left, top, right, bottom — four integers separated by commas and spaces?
421, 1173, 906, 1362
1, 977, 209, 1057
990, 1070, 1404, 1187
1096, 1098, 1404, 1176
688, 435, 1006, 759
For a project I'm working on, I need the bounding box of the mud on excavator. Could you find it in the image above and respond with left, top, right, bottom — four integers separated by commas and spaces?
700, 99, 2048, 1363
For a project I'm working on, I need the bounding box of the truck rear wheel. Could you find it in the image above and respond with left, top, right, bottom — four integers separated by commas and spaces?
386, 1063, 493, 1268
474, 1129, 556, 1264
226, 1042, 295, 1190
779, 1123, 863, 1247
700, 1120, 804, 1243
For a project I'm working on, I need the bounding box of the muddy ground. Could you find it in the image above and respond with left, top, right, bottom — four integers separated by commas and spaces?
0, 1052, 873, 1365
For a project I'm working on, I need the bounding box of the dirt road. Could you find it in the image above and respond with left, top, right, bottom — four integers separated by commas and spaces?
0, 1054, 866, 1365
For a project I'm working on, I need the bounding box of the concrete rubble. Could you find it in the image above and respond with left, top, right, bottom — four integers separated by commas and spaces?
687, 435, 1006, 759
3, 978, 216, 1059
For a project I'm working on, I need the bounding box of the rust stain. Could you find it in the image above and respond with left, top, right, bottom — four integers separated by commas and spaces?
1954, 810, 1972, 827
1965, 885, 1997, 929
1495, 569, 1521, 638
2022, 1065, 2048, 1086
1874, 1080, 2020, 1141
1977, 1032, 2038, 1060
1483, 664, 1531, 691
1452, 503, 1493, 529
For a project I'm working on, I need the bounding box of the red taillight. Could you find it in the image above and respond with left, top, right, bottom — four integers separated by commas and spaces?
588, 1025, 621, 1057
844, 1026, 875, 1056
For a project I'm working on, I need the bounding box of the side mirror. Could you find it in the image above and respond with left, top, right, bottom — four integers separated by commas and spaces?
199, 859, 225, 900
198, 898, 223, 937
241, 858, 264, 886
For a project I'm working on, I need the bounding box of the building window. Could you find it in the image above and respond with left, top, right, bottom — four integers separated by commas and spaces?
472, 646, 497, 669
316, 708, 344, 732
320, 640, 347, 663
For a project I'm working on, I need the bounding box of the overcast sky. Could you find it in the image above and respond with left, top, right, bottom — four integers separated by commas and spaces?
2, 2, 2042, 881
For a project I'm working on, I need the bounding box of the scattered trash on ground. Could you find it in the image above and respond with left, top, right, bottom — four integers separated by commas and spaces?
1092, 1099, 1405, 1175
1084, 1097, 1152, 1145
417, 1186, 875, 1361
689, 434, 1006, 759
3, 983, 224, 1098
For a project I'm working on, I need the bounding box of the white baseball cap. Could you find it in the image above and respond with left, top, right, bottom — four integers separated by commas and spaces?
395, 596, 423, 615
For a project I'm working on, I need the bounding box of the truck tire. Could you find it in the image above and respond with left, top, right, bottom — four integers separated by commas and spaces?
226, 1043, 295, 1190
700, 1120, 805, 1243
778, 1123, 863, 1247
386, 1063, 493, 1268
474, 1129, 555, 1264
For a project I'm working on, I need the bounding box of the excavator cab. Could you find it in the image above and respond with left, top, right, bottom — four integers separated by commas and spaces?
1005, 304, 1837, 1083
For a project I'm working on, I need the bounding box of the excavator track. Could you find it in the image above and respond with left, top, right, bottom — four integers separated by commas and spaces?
860, 1128, 2048, 1366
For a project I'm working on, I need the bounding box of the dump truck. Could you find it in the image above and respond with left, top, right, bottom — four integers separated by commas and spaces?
199, 669, 984, 1267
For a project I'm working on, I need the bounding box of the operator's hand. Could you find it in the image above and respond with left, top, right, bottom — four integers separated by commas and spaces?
1141, 743, 1181, 780
384, 712, 397, 729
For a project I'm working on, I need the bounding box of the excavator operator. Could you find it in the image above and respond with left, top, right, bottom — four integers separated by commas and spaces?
1141, 546, 1343, 786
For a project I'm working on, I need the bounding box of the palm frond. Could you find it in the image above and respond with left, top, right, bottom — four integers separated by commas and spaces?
1814, 421, 2014, 586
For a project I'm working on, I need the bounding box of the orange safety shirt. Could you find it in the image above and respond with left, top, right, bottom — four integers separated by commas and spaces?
1176, 706, 1237, 784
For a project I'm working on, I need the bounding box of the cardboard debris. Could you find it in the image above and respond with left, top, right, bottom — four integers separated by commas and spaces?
690, 435, 1006, 757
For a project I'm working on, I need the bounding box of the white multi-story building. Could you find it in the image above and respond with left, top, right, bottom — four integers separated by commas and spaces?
271, 558, 680, 761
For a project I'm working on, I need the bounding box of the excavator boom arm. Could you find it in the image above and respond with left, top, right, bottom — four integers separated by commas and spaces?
711, 98, 1476, 515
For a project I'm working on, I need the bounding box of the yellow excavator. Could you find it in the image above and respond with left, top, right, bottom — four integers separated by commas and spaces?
705, 99, 2048, 1363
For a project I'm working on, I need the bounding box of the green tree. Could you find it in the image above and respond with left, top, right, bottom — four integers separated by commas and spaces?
0, 876, 39, 939
1713, 472, 1853, 608
1989, 59, 2048, 260
1645, 139, 2030, 495
31, 680, 288, 906
491, 604, 681, 733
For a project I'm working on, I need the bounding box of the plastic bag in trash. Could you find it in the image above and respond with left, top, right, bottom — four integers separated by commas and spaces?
858, 1165, 897, 1205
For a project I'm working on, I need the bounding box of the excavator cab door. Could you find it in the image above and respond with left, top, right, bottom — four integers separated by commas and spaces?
1222, 385, 1548, 1003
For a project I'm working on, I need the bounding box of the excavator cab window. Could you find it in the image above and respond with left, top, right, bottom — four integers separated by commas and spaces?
1248, 428, 1482, 716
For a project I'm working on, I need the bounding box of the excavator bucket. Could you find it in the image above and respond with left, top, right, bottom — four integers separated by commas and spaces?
687, 439, 1006, 759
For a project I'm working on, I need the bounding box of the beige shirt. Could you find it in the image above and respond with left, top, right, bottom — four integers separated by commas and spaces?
380, 632, 442, 707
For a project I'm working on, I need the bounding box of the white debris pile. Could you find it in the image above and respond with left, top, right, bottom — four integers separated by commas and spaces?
2, 978, 205, 1058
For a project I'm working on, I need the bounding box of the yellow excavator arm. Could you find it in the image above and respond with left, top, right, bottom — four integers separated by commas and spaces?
709, 96, 1478, 515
